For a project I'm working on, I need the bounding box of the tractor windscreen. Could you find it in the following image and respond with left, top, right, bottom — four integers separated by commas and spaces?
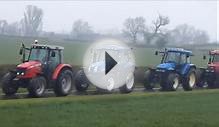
164, 52, 181, 63
29, 48, 48, 63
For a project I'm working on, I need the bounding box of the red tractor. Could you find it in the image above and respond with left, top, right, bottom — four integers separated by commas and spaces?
197, 50, 219, 88
1, 41, 74, 97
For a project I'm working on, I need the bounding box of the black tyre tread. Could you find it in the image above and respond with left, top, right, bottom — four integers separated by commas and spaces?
28, 76, 46, 98
195, 68, 205, 87
75, 70, 89, 92
1, 72, 18, 96
54, 69, 73, 96
165, 73, 179, 91
119, 83, 134, 94
144, 70, 154, 90
182, 68, 196, 91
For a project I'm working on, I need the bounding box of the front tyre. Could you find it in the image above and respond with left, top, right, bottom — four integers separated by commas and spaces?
75, 70, 89, 92
54, 69, 73, 96
1, 72, 18, 96
143, 70, 154, 90
182, 68, 197, 91
119, 73, 134, 94
165, 73, 180, 91
28, 76, 47, 97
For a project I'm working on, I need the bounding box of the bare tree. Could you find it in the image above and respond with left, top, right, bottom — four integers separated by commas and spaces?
0, 20, 8, 34
123, 17, 146, 43
144, 14, 170, 44
71, 19, 94, 40
169, 24, 209, 45
22, 5, 43, 36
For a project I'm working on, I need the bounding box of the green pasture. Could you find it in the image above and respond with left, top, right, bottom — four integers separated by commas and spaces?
0, 89, 219, 127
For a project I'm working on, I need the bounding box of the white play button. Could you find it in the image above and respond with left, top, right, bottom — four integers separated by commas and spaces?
83, 39, 135, 91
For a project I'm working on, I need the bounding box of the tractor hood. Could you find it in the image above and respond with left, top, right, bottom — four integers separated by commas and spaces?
17, 61, 41, 70
156, 63, 175, 71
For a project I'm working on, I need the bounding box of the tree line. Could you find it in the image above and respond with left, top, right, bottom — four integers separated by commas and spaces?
0, 5, 210, 48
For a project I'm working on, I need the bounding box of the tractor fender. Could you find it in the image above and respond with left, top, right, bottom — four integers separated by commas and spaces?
181, 64, 196, 76
52, 64, 72, 80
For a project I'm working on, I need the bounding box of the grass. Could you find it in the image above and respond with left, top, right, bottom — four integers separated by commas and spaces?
0, 89, 219, 127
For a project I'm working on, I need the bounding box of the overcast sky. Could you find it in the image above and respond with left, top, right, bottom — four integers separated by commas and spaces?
0, 1, 218, 41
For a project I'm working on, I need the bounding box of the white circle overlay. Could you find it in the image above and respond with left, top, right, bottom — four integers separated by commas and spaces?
83, 39, 135, 91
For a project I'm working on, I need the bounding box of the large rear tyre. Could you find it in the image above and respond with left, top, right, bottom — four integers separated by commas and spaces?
182, 68, 196, 91
1, 72, 18, 96
165, 73, 180, 91
28, 76, 46, 97
119, 73, 134, 94
75, 70, 89, 92
195, 68, 206, 87
54, 69, 73, 96
143, 70, 154, 90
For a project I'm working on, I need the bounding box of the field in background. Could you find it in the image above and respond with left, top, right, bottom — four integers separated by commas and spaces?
0, 89, 219, 127
0, 35, 208, 67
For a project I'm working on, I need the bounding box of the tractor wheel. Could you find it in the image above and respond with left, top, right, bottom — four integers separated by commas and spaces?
54, 69, 73, 96
119, 73, 134, 94
195, 69, 206, 87
1, 72, 18, 96
182, 68, 197, 91
144, 70, 154, 90
75, 70, 89, 92
28, 76, 47, 97
207, 78, 217, 89
165, 73, 180, 91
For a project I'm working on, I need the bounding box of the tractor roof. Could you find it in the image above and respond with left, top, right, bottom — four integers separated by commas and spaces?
31, 44, 64, 50
165, 48, 193, 55
209, 50, 219, 55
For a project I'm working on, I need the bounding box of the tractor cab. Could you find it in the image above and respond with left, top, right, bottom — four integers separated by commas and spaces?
155, 48, 194, 75
88, 45, 134, 73
204, 50, 219, 73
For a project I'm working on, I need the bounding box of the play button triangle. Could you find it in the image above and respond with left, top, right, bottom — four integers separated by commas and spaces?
105, 51, 117, 75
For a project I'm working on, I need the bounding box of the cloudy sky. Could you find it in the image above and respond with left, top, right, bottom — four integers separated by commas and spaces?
0, 1, 218, 41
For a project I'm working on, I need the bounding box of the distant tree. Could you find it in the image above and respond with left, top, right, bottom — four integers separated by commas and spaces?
144, 14, 169, 44
169, 24, 209, 45
22, 5, 43, 36
0, 20, 8, 34
5, 22, 22, 36
71, 19, 94, 40
123, 17, 146, 43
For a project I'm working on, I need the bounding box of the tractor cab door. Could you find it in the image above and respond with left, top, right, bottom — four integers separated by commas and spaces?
46, 50, 61, 81
175, 54, 187, 73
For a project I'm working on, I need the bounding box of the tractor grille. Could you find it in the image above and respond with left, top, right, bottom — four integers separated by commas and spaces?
16, 68, 26, 75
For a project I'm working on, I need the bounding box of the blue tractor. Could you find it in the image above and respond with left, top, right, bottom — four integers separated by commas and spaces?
144, 48, 197, 91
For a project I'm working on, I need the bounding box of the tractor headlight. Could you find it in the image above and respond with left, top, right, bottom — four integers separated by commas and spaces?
16, 69, 26, 76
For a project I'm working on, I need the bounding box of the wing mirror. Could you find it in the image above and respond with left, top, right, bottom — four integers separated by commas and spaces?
155, 51, 158, 55
51, 51, 56, 57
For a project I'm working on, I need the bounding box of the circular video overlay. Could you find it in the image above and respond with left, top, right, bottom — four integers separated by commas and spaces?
83, 39, 135, 91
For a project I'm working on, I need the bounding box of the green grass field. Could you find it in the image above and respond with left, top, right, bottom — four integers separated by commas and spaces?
0, 35, 207, 67
0, 90, 219, 127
